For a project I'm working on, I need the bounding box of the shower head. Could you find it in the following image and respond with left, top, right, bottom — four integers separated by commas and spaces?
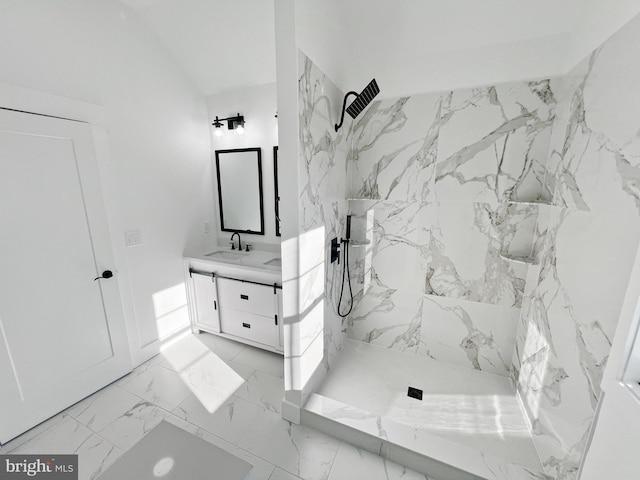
335, 78, 380, 132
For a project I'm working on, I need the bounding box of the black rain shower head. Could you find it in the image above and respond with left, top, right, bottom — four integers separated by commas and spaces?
334, 78, 380, 132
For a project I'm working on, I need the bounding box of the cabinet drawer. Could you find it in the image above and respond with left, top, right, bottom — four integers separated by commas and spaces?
217, 278, 277, 317
219, 307, 278, 348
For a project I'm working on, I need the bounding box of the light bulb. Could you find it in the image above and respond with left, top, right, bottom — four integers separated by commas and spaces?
214, 127, 223, 138
235, 124, 245, 136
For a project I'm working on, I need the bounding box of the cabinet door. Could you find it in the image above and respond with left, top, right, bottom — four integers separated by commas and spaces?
192, 273, 220, 332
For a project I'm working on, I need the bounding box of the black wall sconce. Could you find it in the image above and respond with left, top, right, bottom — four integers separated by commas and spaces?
212, 113, 245, 137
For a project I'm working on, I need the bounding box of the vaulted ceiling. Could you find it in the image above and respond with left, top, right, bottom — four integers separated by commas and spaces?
121, 0, 640, 97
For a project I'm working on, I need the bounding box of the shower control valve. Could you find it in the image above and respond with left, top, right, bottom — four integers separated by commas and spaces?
330, 237, 340, 264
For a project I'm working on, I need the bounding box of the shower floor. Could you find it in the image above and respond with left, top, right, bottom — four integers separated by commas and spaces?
304, 339, 545, 480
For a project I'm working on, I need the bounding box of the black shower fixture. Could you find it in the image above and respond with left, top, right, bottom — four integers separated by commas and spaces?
334, 78, 380, 132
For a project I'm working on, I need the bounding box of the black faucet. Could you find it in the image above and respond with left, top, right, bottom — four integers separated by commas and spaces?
230, 232, 242, 251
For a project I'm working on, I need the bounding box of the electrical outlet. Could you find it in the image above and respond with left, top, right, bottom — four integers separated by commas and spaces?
203, 221, 211, 234
125, 229, 142, 247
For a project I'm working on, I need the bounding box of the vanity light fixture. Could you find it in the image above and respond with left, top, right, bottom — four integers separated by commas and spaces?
212, 113, 245, 137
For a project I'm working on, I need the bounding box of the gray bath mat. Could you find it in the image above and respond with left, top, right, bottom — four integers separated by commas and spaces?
97, 421, 253, 480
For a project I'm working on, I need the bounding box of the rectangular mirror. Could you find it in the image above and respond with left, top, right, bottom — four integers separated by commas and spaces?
215, 148, 264, 235
274, 146, 281, 237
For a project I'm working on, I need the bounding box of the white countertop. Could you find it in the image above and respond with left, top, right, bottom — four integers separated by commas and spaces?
184, 248, 282, 275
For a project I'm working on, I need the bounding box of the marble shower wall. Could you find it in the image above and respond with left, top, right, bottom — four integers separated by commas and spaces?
347, 81, 557, 376
511, 15, 640, 480
297, 52, 350, 372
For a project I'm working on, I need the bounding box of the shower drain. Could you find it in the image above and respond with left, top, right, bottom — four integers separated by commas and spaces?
407, 386, 423, 400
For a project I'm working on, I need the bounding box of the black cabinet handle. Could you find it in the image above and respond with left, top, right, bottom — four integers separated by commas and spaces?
94, 270, 113, 281
240, 294, 249, 300
242, 323, 251, 329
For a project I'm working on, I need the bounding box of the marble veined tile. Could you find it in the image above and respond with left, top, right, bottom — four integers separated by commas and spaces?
548, 49, 640, 217
152, 333, 239, 371
298, 51, 349, 235
349, 289, 423, 353
191, 331, 247, 361
6, 416, 125, 480
77, 434, 122, 480
98, 400, 195, 452
314, 340, 544, 471
419, 295, 519, 376
305, 393, 546, 480
327, 442, 430, 480
0, 411, 67, 453
177, 350, 250, 413
66, 384, 144, 433
172, 393, 263, 445
427, 201, 526, 308
269, 468, 303, 480
366, 200, 430, 294
436, 81, 556, 207
232, 344, 284, 378
237, 407, 341, 480
9, 416, 93, 455
117, 362, 192, 412
234, 369, 285, 414
298, 52, 350, 373
349, 93, 441, 203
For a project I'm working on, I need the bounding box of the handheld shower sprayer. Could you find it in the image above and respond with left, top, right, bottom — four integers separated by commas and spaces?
335, 79, 380, 132
338, 215, 353, 318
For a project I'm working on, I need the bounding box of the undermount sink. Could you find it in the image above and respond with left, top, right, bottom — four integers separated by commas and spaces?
204, 250, 247, 260
196, 249, 281, 271
263, 258, 282, 267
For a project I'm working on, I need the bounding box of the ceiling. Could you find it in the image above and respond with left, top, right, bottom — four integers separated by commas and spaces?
120, 0, 640, 98
120, 0, 276, 96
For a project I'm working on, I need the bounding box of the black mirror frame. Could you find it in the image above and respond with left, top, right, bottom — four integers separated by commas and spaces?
274, 146, 281, 237
215, 147, 265, 235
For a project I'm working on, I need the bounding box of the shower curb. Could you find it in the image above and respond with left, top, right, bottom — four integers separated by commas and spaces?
301, 393, 549, 480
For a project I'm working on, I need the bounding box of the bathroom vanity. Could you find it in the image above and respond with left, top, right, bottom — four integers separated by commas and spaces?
184, 249, 283, 354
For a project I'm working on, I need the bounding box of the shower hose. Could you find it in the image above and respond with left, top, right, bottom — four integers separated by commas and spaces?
337, 238, 353, 318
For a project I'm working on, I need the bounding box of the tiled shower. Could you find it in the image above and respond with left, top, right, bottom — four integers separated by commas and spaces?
296, 11, 640, 480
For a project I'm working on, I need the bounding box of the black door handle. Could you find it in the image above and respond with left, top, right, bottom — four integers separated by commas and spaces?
94, 270, 114, 281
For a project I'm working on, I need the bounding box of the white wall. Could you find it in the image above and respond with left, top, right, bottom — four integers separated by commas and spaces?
0, 0, 214, 364
294, 0, 640, 99
565, 0, 640, 71
295, 0, 576, 97
206, 83, 280, 252
580, 246, 640, 479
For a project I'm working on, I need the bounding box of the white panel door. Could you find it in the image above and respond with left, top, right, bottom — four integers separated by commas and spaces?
0, 108, 131, 443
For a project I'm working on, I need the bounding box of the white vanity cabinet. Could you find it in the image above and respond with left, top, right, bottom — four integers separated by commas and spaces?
185, 254, 283, 354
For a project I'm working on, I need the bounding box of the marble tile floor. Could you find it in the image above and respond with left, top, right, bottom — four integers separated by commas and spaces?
312, 339, 545, 476
0, 333, 429, 480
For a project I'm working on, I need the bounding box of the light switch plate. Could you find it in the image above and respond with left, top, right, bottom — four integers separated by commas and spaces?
125, 229, 142, 247
203, 221, 211, 234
